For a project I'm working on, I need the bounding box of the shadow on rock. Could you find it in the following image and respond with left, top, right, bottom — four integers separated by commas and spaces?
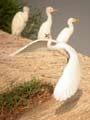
55, 89, 83, 115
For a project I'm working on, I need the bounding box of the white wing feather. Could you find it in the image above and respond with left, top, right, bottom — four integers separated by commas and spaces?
53, 56, 81, 101
12, 12, 26, 35
38, 21, 52, 39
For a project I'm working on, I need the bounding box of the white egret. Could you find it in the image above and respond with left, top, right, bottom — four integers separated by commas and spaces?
38, 6, 57, 39
11, 6, 30, 36
48, 42, 81, 101
56, 18, 80, 43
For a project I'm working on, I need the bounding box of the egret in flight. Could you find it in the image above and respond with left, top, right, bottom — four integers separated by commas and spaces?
11, 6, 30, 37
56, 18, 80, 43
48, 42, 81, 101
38, 6, 57, 40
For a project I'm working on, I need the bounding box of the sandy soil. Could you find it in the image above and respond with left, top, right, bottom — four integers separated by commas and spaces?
0, 31, 90, 120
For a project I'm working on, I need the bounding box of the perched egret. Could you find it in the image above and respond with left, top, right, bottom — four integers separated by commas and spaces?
38, 6, 57, 39
56, 18, 80, 43
48, 43, 81, 101
11, 6, 30, 36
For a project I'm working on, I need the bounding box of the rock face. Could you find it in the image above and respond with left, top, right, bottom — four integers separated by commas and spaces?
0, 31, 90, 120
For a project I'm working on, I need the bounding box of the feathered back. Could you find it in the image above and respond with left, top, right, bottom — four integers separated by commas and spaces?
53, 43, 81, 101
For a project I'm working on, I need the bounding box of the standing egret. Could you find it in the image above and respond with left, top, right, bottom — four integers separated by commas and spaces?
11, 6, 30, 36
38, 6, 57, 40
56, 18, 80, 43
48, 43, 81, 101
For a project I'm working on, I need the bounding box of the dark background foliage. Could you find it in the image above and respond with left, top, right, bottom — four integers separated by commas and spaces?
0, 0, 43, 40
0, 0, 21, 32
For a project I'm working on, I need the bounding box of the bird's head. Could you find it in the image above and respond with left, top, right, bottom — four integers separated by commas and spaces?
68, 18, 80, 23
23, 6, 30, 13
46, 6, 58, 13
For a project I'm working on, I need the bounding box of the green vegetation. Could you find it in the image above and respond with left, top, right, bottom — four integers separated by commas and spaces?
22, 7, 43, 40
0, 0, 21, 32
0, 78, 53, 110
0, 0, 43, 39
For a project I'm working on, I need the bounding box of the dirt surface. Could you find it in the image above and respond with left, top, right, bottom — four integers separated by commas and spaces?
0, 31, 67, 93
0, 31, 90, 120
17, 53, 90, 120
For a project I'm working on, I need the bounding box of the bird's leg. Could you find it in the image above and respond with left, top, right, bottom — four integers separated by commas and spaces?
17, 35, 26, 41
14, 36, 19, 41
13, 35, 22, 41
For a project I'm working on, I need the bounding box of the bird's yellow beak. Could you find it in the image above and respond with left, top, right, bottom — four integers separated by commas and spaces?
75, 19, 80, 22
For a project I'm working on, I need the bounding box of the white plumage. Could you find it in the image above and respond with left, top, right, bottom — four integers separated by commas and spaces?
48, 43, 81, 101
38, 6, 57, 39
56, 18, 80, 43
11, 6, 30, 36
9, 39, 56, 56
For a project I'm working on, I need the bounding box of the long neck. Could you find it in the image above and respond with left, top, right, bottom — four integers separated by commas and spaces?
60, 44, 80, 69
58, 43, 78, 61
67, 21, 74, 31
23, 11, 29, 22
46, 11, 52, 27
63, 44, 77, 57
60, 43, 81, 78
48, 43, 78, 61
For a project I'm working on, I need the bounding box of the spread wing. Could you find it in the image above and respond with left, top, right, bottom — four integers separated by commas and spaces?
9, 39, 56, 56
